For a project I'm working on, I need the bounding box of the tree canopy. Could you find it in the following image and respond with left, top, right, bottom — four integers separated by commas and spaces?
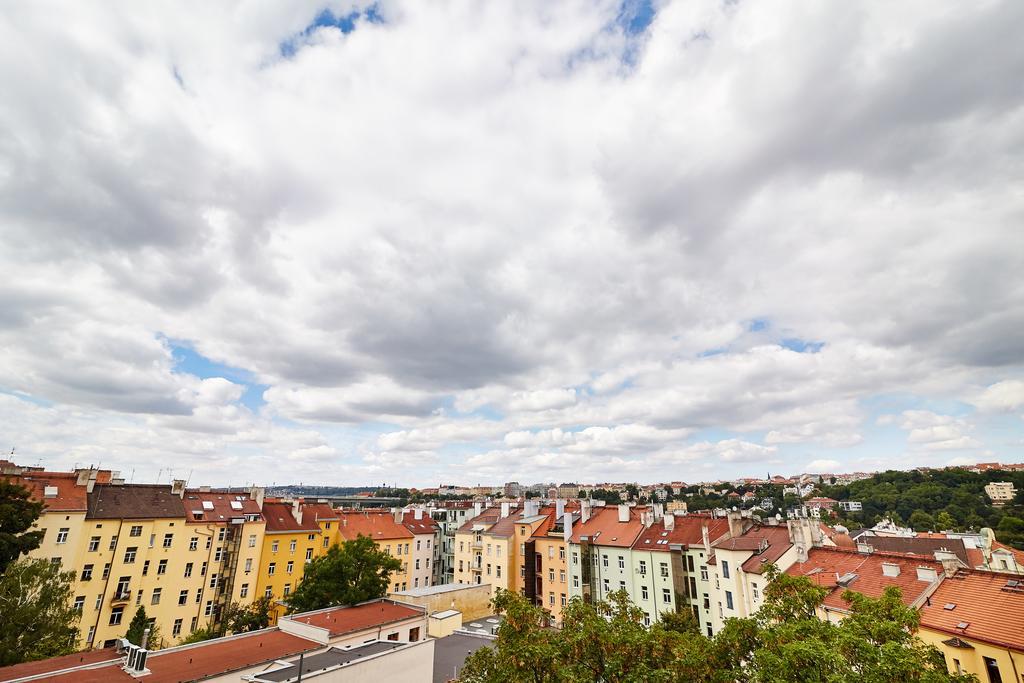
457, 566, 976, 683
286, 535, 402, 614
0, 479, 45, 574
0, 558, 80, 666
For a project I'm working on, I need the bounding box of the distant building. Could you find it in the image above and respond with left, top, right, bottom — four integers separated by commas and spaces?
984, 482, 1017, 506
666, 500, 688, 513
837, 500, 863, 512
557, 483, 580, 498
503, 481, 522, 498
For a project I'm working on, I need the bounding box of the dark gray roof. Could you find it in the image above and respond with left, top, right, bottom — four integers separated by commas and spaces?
86, 484, 186, 520
254, 642, 404, 682
856, 536, 969, 565
433, 633, 494, 683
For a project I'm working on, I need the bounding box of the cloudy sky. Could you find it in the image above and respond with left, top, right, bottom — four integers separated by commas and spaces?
1, 1, 1022, 488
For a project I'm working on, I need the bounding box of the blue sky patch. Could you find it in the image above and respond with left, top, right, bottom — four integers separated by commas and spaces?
280, 4, 383, 57
169, 341, 268, 411
618, 0, 656, 35
779, 338, 825, 353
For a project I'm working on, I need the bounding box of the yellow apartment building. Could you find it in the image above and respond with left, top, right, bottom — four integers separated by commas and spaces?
530, 513, 574, 626
918, 570, 1024, 681
258, 500, 324, 622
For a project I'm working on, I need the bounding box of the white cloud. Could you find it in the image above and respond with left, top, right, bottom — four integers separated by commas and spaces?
972, 380, 1024, 413
804, 459, 842, 473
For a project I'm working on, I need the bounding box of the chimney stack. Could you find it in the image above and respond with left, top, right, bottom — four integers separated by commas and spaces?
555, 499, 565, 519
617, 504, 629, 523
249, 486, 265, 510
664, 513, 675, 531
414, 508, 423, 521
291, 499, 302, 524
563, 512, 573, 543
653, 503, 664, 520
171, 479, 187, 499
473, 502, 483, 518
727, 510, 745, 539
581, 499, 592, 524
393, 507, 403, 524
500, 502, 511, 518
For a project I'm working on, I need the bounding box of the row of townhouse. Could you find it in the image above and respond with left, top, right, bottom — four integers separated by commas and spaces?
3, 465, 441, 652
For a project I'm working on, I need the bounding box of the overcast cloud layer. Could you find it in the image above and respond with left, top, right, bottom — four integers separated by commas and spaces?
1, 0, 1022, 487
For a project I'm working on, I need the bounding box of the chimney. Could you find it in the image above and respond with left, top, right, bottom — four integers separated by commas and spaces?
664, 513, 675, 531
934, 551, 961, 577
500, 502, 511, 519
414, 508, 423, 521
581, 500, 592, 524
617, 504, 629, 523
393, 508, 403, 524
249, 486, 265, 509
653, 503, 664, 520
727, 510, 745, 539
171, 479, 187, 499
291, 499, 302, 523
473, 502, 483, 518
857, 543, 874, 554
555, 499, 565, 519
701, 523, 710, 552
563, 512, 573, 543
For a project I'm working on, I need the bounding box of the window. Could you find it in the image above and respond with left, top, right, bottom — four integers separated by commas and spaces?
50, 556, 61, 566
306, 548, 313, 560
660, 562, 669, 578
560, 593, 567, 607
135, 590, 143, 605
689, 576, 697, 599
752, 583, 759, 600
87, 626, 96, 644
286, 561, 294, 574
73, 595, 85, 611
172, 619, 182, 637
415, 559, 420, 570
200, 561, 207, 576
603, 555, 609, 568
184, 562, 193, 578
102, 563, 111, 579
109, 536, 118, 550
573, 575, 579, 587
642, 586, 649, 600
283, 583, 291, 596
240, 583, 249, 598
205, 537, 212, 549
572, 552, 578, 565
151, 588, 162, 605
109, 607, 124, 626
129, 525, 142, 537
218, 528, 226, 541
620, 580, 626, 590
721, 561, 730, 579
264, 587, 273, 599
549, 592, 555, 606
149, 534, 155, 548
214, 547, 223, 562
323, 538, 329, 548
179, 590, 188, 605
55, 528, 69, 544
700, 565, 708, 581
663, 588, 672, 604
560, 570, 566, 583
204, 600, 213, 616
142, 560, 150, 576
268, 562, 276, 576
163, 533, 173, 548
81, 565, 94, 581
189, 537, 198, 551
618, 556, 625, 570
725, 591, 733, 610
416, 539, 421, 550
245, 558, 252, 572
88, 536, 100, 552
196, 588, 203, 604
983, 657, 1002, 683
157, 559, 167, 575
271, 541, 279, 553
95, 594, 102, 610
496, 566, 502, 578
549, 569, 555, 582
289, 540, 296, 553
639, 560, 647, 575
559, 547, 565, 560
248, 534, 256, 548
124, 547, 137, 564
309, 534, 317, 541
409, 627, 420, 642
603, 578, 610, 593
209, 573, 219, 589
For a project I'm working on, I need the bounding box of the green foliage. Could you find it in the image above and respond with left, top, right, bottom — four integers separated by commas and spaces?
0, 558, 80, 666
286, 535, 402, 614
180, 626, 218, 644
223, 596, 274, 634
457, 567, 977, 683
909, 510, 936, 532
0, 480, 45, 574
124, 606, 160, 647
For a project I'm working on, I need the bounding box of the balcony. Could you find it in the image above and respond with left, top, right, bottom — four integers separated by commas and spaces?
110, 590, 131, 606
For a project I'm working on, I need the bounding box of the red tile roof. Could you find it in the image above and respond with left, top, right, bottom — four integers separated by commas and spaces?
0, 648, 118, 681
337, 511, 414, 541
631, 515, 730, 552
0, 472, 88, 512
263, 502, 321, 533
87, 484, 186, 520
301, 502, 339, 525
919, 571, 1024, 651
285, 599, 424, 637
1, 630, 318, 683
712, 525, 794, 575
401, 511, 439, 535
570, 506, 647, 548
786, 547, 943, 612
182, 491, 262, 524
456, 507, 501, 533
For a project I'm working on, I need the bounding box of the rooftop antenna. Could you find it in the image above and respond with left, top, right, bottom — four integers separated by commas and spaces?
129, 468, 135, 484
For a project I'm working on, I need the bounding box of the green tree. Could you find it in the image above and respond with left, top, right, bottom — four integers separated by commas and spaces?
223, 596, 274, 634
0, 480, 45, 574
286, 535, 402, 613
909, 509, 936, 531
935, 511, 957, 531
180, 626, 218, 644
0, 558, 80, 666
124, 606, 160, 647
